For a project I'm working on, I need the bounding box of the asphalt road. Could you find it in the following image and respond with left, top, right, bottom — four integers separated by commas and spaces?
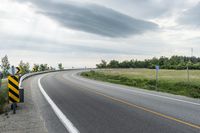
23, 70, 200, 133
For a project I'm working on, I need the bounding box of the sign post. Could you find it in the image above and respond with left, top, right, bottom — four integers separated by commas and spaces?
7, 66, 23, 114
155, 65, 159, 90
8, 75, 20, 114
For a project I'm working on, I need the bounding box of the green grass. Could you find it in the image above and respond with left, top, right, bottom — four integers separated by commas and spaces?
81, 69, 200, 98
0, 80, 8, 114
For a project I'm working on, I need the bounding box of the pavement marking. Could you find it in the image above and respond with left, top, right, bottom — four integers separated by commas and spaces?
66, 73, 200, 129
72, 73, 200, 106
71, 73, 200, 129
90, 90, 200, 129
38, 77, 79, 133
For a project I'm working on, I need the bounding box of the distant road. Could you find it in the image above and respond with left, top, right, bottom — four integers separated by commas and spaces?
23, 70, 200, 133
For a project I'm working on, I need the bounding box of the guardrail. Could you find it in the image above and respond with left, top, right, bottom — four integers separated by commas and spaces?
19, 69, 84, 89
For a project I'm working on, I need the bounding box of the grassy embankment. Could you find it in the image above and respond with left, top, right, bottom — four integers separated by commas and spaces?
81, 69, 200, 98
0, 80, 8, 114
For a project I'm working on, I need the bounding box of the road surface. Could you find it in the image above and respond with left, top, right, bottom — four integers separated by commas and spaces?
23, 70, 200, 133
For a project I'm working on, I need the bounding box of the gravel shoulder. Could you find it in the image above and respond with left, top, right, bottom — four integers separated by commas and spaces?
0, 76, 48, 133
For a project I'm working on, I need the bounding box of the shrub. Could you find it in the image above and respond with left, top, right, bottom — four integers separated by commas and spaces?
0, 87, 8, 114
81, 71, 200, 98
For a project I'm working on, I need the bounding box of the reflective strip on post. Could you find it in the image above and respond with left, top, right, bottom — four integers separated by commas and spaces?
8, 76, 20, 103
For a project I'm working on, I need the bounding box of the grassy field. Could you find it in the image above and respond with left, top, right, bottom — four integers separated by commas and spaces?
81, 69, 200, 98
0, 80, 8, 114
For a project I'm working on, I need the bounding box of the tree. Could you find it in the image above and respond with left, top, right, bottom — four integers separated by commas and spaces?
19, 60, 30, 74
108, 60, 119, 68
1, 55, 10, 77
49, 66, 56, 71
39, 64, 49, 71
58, 63, 64, 70
96, 60, 107, 68
95, 55, 200, 70
44, 64, 49, 70
120, 60, 130, 68
32, 64, 39, 72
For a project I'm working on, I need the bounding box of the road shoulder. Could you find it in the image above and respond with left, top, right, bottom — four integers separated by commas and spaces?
0, 77, 48, 133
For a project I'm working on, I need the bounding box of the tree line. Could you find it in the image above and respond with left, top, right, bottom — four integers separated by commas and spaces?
0, 55, 64, 78
96, 55, 200, 69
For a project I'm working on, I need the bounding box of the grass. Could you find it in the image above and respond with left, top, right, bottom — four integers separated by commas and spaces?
81, 69, 200, 98
0, 80, 8, 114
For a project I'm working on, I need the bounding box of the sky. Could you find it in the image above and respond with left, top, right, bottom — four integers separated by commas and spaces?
1, 0, 200, 68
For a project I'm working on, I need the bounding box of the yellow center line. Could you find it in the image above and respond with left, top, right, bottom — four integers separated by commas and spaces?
68, 73, 200, 129
92, 90, 200, 129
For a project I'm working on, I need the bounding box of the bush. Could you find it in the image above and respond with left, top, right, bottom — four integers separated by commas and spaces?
0, 87, 8, 114
81, 71, 200, 98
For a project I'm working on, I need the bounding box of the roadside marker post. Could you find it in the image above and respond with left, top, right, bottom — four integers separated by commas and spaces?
7, 66, 24, 114
8, 75, 19, 114
155, 65, 159, 90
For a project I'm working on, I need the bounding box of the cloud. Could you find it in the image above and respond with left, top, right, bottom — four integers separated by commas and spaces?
0, 34, 104, 53
0, 34, 152, 55
178, 2, 200, 27
74, 0, 190, 19
16, 0, 158, 38
3, 0, 200, 68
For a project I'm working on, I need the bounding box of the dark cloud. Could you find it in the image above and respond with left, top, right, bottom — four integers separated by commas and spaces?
16, 0, 158, 37
0, 34, 152, 55
100, 0, 184, 18
178, 2, 200, 27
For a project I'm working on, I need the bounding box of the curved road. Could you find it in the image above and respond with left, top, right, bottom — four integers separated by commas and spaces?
23, 70, 200, 133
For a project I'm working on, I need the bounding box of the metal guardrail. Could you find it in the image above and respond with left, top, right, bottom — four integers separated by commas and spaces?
19, 70, 58, 89
7, 69, 82, 114
19, 69, 84, 89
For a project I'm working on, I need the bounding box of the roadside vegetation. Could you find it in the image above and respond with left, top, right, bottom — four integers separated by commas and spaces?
0, 55, 63, 78
96, 56, 200, 69
0, 80, 8, 114
0, 55, 64, 114
81, 69, 200, 98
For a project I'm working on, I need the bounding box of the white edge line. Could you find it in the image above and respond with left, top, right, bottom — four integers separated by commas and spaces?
72, 73, 200, 106
38, 77, 79, 133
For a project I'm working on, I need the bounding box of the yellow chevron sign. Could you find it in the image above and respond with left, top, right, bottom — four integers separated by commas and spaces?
8, 76, 20, 103
16, 67, 22, 75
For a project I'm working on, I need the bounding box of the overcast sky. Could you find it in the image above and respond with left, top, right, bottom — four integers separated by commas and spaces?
1, 0, 200, 68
